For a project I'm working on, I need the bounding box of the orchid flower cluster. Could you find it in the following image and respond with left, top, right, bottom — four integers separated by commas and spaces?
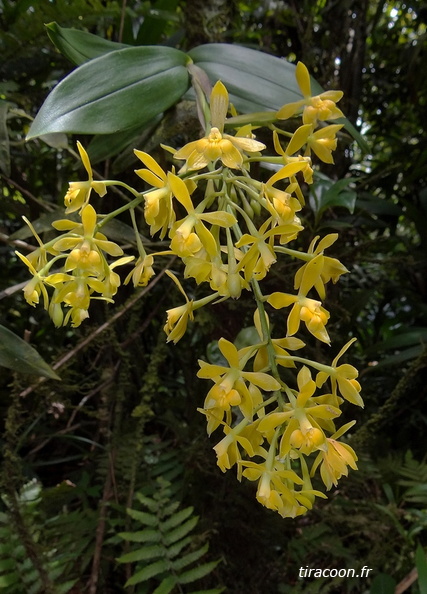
18, 62, 362, 517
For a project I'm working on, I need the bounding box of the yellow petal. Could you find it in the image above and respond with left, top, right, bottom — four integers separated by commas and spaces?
76, 141, 92, 177
267, 161, 307, 187
210, 81, 229, 131
242, 371, 280, 391
286, 124, 312, 155
167, 172, 194, 212
267, 292, 297, 309
218, 337, 239, 368
81, 204, 97, 236
134, 149, 166, 181
296, 62, 311, 97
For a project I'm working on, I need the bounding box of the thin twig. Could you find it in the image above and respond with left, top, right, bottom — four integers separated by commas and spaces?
0, 173, 55, 212
395, 567, 418, 594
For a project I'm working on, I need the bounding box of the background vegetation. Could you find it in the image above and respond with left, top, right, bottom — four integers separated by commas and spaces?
1, 0, 426, 592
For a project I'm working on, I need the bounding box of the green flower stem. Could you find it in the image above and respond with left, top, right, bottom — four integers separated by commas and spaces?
266, 427, 281, 469
97, 194, 144, 230
224, 183, 286, 408
129, 208, 146, 260
277, 355, 334, 375
253, 394, 279, 416
225, 112, 278, 127
251, 278, 286, 409
275, 246, 313, 261
192, 291, 220, 311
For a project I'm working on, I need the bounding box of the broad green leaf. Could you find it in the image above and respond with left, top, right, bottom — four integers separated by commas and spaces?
125, 559, 169, 586
0, 325, 60, 380
178, 560, 221, 585
87, 119, 162, 165
368, 328, 427, 352
189, 44, 366, 149
416, 544, 427, 594
310, 174, 357, 221
46, 22, 130, 66
369, 573, 396, 594
27, 46, 190, 139
369, 345, 424, 368
189, 43, 301, 112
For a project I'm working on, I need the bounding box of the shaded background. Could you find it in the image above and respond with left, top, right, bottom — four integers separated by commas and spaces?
1, 1, 426, 592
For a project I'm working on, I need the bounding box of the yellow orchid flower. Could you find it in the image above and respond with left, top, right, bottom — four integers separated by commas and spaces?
293, 233, 349, 300
197, 337, 280, 433
306, 124, 344, 164
15, 251, 49, 309
52, 204, 123, 276
174, 81, 266, 172
167, 173, 236, 258
124, 254, 155, 287
315, 338, 363, 407
163, 270, 194, 344
64, 141, 106, 213
311, 423, 358, 490
277, 62, 344, 126
267, 291, 331, 344
134, 150, 197, 238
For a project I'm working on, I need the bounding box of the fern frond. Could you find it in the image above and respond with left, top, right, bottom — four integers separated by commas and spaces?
117, 479, 222, 592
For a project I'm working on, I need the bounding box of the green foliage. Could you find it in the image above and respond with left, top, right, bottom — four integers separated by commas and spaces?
0, 480, 79, 593
117, 479, 222, 592
1, 0, 427, 592
0, 325, 60, 379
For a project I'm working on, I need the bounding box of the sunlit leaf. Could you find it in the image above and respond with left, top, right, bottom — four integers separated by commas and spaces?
27, 46, 189, 138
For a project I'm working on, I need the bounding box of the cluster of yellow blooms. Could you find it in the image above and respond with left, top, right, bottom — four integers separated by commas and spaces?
19, 62, 362, 517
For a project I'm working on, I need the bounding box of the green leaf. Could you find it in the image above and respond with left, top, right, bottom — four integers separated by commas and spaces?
126, 507, 158, 527
125, 559, 169, 586
416, 545, 427, 594
178, 560, 221, 585
27, 46, 190, 138
161, 506, 194, 532
153, 575, 177, 594
46, 22, 130, 66
369, 573, 396, 594
117, 544, 163, 564
87, 119, 161, 165
0, 572, 20, 587
310, 174, 357, 222
165, 536, 192, 560
164, 517, 199, 546
368, 328, 427, 352
118, 528, 161, 543
136, 0, 180, 46
189, 43, 301, 112
171, 543, 209, 571
0, 325, 60, 380
189, 44, 365, 149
